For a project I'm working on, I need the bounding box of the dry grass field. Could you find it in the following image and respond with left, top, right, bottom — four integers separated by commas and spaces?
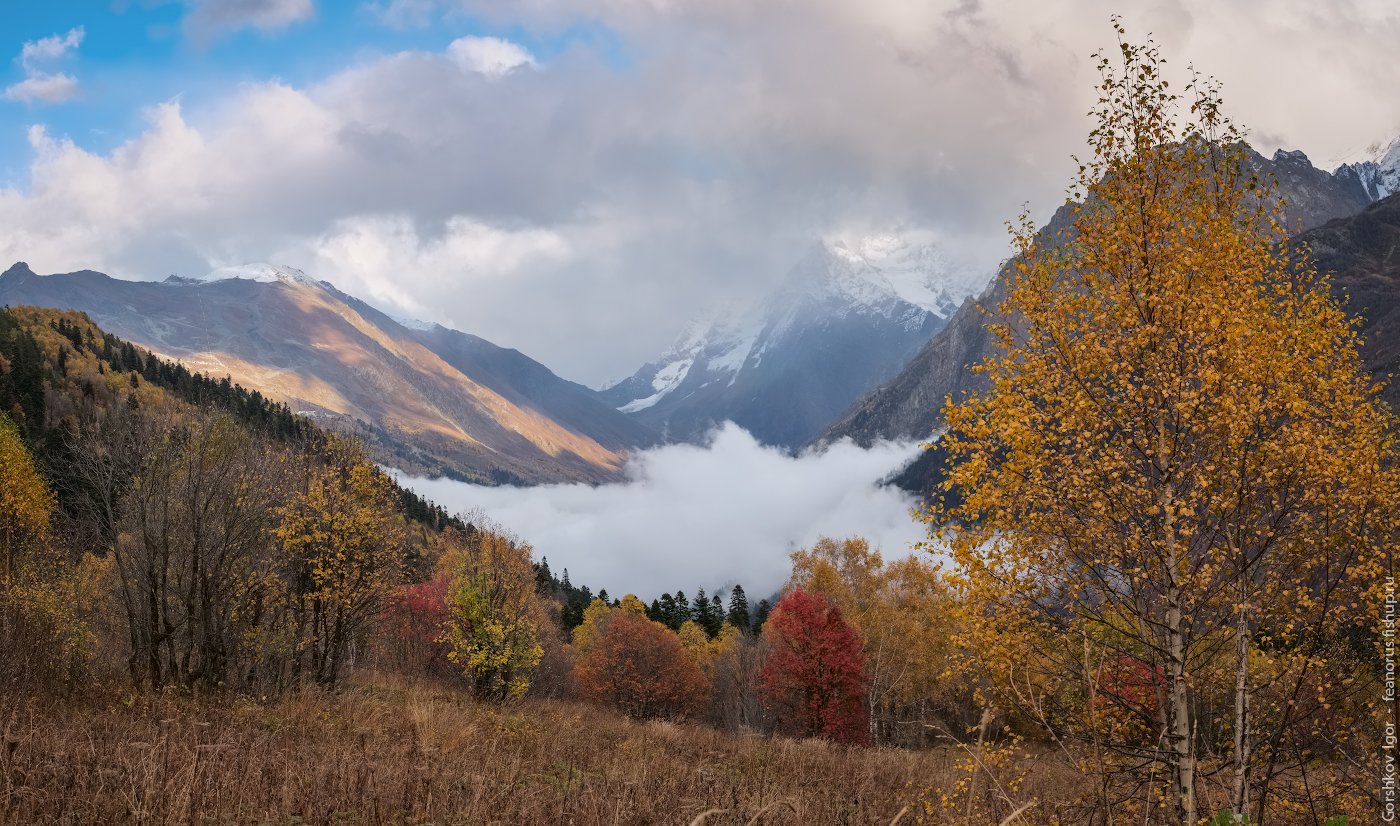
0, 673, 1092, 826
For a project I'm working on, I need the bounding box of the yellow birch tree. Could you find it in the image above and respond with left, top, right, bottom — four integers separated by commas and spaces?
928, 25, 1399, 824
441, 527, 545, 701
0, 413, 82, 685
275, 445, 408, 687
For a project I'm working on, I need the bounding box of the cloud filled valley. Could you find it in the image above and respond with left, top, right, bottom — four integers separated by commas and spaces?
398, 423, 930, 598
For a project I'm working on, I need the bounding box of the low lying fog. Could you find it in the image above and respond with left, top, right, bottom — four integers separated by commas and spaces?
397, 423, 929, 599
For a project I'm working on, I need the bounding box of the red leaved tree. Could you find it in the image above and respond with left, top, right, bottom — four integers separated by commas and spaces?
575, 611, 708, 720
378, 573, 452, 677
758, 588, 870, 745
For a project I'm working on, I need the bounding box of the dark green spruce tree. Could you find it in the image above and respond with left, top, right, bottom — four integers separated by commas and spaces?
726, 584, 751, 634
652, 593, 681, 630
671, 590, 690, 629
692, 588, 722, 638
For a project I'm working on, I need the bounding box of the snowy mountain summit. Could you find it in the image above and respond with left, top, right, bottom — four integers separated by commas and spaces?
610, 307, 759, 415
195, 263, 320, 287
1336, 134, 1400, 202
774, 233, 984, 330
391, 313, 441, 333
602, 233, 988, 447
819, 233, 983, 320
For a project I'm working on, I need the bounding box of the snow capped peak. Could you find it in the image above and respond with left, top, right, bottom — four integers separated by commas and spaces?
1375, 134, 1400, 199
785, 231, 987, 322
667, 299, 757, 354
604, 228, 991, 423
1335, 133, 1400, 202
196, 263, 319, 286
1379, 133, 1400, 160
834, 231, 945, 269
609, 303, 763, 412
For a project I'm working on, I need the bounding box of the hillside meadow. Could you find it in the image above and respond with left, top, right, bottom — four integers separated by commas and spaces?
0, 672, 1090, 825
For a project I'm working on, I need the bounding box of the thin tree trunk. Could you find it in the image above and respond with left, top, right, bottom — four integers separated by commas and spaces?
1159, 428, 1195, 825
965, 708, 992, 824
1230, 574, 1252, 818
1166, 581, 1196, 824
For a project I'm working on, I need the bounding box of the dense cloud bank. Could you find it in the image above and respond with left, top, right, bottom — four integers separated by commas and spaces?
3, 1, 1397, 383
398, 423, 929, 598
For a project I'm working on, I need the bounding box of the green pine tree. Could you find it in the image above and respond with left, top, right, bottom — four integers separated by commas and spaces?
692, 588, 723, 638
671, 590, 690, 629
726, 584, 751, 634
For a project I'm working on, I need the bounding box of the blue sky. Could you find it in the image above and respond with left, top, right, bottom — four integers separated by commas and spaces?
0, 0, 1397, 385
3, 2, 381, 177
0, 1, 624, 181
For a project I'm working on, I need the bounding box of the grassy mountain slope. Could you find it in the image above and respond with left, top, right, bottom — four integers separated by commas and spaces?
0, 265, 652, 484
0, 304, 461, 535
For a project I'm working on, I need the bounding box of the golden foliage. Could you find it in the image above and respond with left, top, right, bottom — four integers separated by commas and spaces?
571, 597, 617, 659
0, 413, 54, 579
440, 527, 546, 701
0, 413, 88, 685
274, 443, 409, 686
928, 24, 1400, 823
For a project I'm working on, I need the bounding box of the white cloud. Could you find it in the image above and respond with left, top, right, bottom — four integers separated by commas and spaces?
448, 36, 538, 78
364, 0, 438, 28
184, 0, 315, 39
19, 27, 84, 70
5, 27, 84, 105
396, 423, 930, 598
298, 213, 571, 316
0, 2, 1398, 382
3, 73, 79, 105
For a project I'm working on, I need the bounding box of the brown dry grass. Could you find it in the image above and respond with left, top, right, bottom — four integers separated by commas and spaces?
0, 672, 1083, 825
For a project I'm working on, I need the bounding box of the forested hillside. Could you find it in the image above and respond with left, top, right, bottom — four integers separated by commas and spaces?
0, 305, 460, 535
0, 305, 471, 689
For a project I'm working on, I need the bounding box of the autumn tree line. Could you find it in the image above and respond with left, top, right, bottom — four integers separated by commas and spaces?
0, 304, 966, 752
378, 532, 969, 745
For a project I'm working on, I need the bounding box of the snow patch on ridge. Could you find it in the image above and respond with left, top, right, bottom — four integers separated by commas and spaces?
1334, 133, 1400, 202
620, 357, 695, 413
391, 314, 439, 332
197, 263, 319, 286
1375, 135, 1400, 199
823, 232, 984, 320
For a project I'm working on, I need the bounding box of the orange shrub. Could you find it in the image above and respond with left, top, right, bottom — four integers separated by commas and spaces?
575, 612, 708, 720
